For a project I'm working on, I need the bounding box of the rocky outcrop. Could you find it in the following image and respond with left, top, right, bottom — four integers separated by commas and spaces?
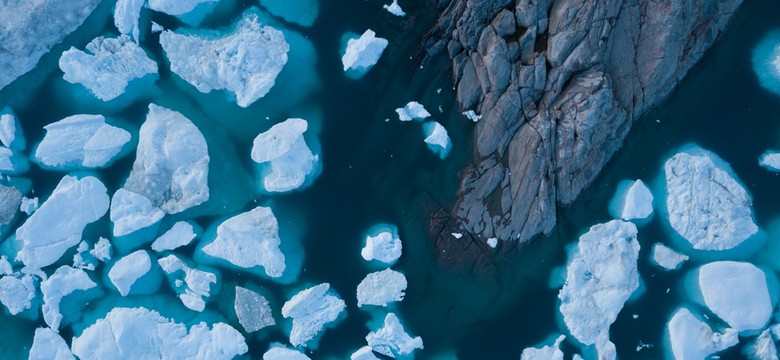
423, 0, 742, 248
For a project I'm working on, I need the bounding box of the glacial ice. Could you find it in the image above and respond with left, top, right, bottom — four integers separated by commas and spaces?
71, 307, 248, 359
16, 175, 109, 270
41, 266, 97, 330
158, 254, 217, 312
651, 243, 688, 271
696, 261, 773, 332
664, 148, 758, 251
759, 151, 780, 172
396, 101, 431, 121
108, 250, 155, 296
520, 335, 566, 360
251, 118, 320, 193
352, 346, 381, 360
114, 0, 145, 42
342, 30, 388, 74
33, 114, 132, 169
558, 220, 640, 359
259, 0, 319, 27
745, 329, 778, 360
666, 307, 738, 360
356, 268, 407, 307
609, 179, 654, 221
0, 274, 35, 315
0, 108, 25, 151
423, 121, 452, 158
151, 221, 199, 252
366, 313, 424, 358
29, 328, 74, 360
752, 30, 780, 96
383, 0, 406, 17
160, 12, 289, 107
234, 286, 275, 333
361, 225, 403, 266
263, 343, 310, 360
282, 283, 346, 347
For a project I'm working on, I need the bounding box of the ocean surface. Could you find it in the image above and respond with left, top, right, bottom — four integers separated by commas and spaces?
2, 0, 780, 359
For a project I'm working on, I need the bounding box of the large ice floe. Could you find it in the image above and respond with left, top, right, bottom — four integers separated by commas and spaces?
342, 30, 388, 75
395, 101, 431, 121
520, 335, 566, 360
608, 179, 654, 221
651, 243, 689, 271
664, 147, 758, 251
234, 286, 275, 333
59, 35, 158, 101
33, 114, 132, 170
29, 327, 74, 360
16, 175, 109, 270
108, 250, 160, 296
366, 312, 424, 358
752, 30, 780, 96
356, 268, 407, 307
259, 0, 319, 27
0, 274, 36, 315
361, 225, 403, 266
158, 254, 217, 312
160, 11, 289, 107
110, 104, 209, 237
71, 307, 248, 359
282, 283, 346, 347
151, 221, 199, 252
666, 307, 738, 360
251, 118, 320, 193
558, 220, 640, 359
422, 121, 451, 159
41, 266, 98, 330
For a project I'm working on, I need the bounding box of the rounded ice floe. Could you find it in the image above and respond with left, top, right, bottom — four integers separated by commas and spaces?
520, 335, 565, 360
342, 29, 388, 74
158, 254, 217, 312
235, 286, 275, 333
759, 151, 780, 172
33, 114, 132, 170
41, 266, 97, 329
609, 179, 654, 221
396, 101, 431, 121
383, 0, 406, 17
0, 274, 36, 315
366, 313, 424, 358
251, 118, 320, 193
263, 343, 310, 360
259, 0, 319, 27
282, 283, 346, 347
59, 35, 158, 101
0, 108, 25, 151
29, 327, 74, 360
558, 220, 640, 359
745, 329, 778, 360
351, 346, 381, 360
71, 307, 248, 359
114, 0, 145, 42
664, 147, 758, 251
151, 221, 199, 252
752, 30, 780, 96
16, 175, 109, 270
423, 121, 452, 159
356, 268, 407, 307
160, 11, 289, 107
666, 307, 738, 360
696, 261, 773, 332
108, 250, 156, 296
361, 225, 402, 266
650, 243, 688, 271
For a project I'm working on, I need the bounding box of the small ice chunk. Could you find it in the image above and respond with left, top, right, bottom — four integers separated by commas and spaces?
114, 0, 145, 42
71, 307, 247, 359
395, 101, 431, 121
263, 343, 310, 360
611, 179, 654, 221
151, 21, 164, 33
147, 0, 218, 16
356, 269, 407, 307
745, 329, 778, 360
752, 30, 780, 96
108, 250, 152, 296
452, 232, 462, 239
16, 175, 109, 270
520, 335, 565, 360
41, 266, 97, 329
697, 261, 772, 332
158, 254, 217, 312
0, 256, 11, 275
251, 118, 320, 193
650, 243, 688, 271
667, 307, 738, 360
342, 29, 388, 73
72, 241, 96, 271
151, 221, 198, 252
462, 110, 481, 122
383, 0, 406, 16
110, 188, 166, 236
34, 114, 132, 169
759, 151, 780, 172
259, 0, 319, 27
160, 12, 289, 107
89, 237, 112, 262
664, 148, 758, 251
235, 286, 275, 333
558, 220, 640, 359
29, 328, 74, 360
0, 146, 29, 174
0, 274, 35, 315
361, 227, 402, 265
366, 313, 424, 358
282, 283, 346, 347
423, 121, 451, 158
0, 108, 25, 150
20, 196, 38, 215
352, 346, 381, 360
487, 237, 498, 248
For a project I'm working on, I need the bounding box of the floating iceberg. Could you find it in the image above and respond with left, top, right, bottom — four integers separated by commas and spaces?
650, 243, 688, 271
108, 250, 157, 296
251, 118, 320, 193
41, 266, 97, 329
356, 269, 407, 307
396, 101, 431, 121
33, 114, 132, 170
16, 175, 109, 270
0, 108, 25, 151
558, 220, 640, 358
745, 329, 778, 360
114, 0, 145, 42
361, 225, 402, 266
158, 254, 217, 312
696, 261, 773, 332
147, 0, 220, 26
609, 179, 654, 221
664, 148, 758, 251
160, 12, 289, 107
342, 30, 388, 74
0, 274, 35, 315
29, 328, 74, 360
259, 0, 319, 27
59, 35, 158, 101
71, 307, 247, 359
752, 30, 780, 96
423, 121, 452, 158
89, 237, 112, 262
235, 286, 275, 333
366, 313, 424, 358
263, 343, 310, 360
759, 151, 780, 172
151, 221, 199, 252
282, 283, 346, 347
520, 335, 566, 360
666, 307, 738, 360
383, 0, 406, 17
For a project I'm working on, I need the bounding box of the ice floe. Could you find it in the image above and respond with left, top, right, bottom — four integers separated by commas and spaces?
235, 286, 275, 333
609, 179, 653, 221
651, 243, 688, 271
0, 184, 21, 228
383, 0, 406, 17
29, 328, 74, 360
0, 274, 35, 315
151, 221, 199, 252
759, 151, 780, 172
696, 261, 773, 332
89, 237, 112, 262
110, 189, 166, 237
19, 196, 38, 216
263, 343, 310, 360
752, 30, 780, 96
423, 121, 451, 158
33, 114, 132, 170
0, 108, 25, 151
361, 225, 403, 266
666, 307, 738, 360
357, 268, 407, 307
352, 346, 381, 360
396, 101, 431, 121
108, 250, 156, 296
0, 147, 29, 175
366, 313, 424, 358
520, 335, 566, 360
282, 283, 346, 347
342, 30, 388, 74
259, 0, 319, 27
745, 328, 778, 360
158, 254, 217, 312
41, 266, 97, 330
251, 118, 320, 193
114, 0, 145, 42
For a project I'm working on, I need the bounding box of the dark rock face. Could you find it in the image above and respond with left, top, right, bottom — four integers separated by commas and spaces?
424, 0, 742, 246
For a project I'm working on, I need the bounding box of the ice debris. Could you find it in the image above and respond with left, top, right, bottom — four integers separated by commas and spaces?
114, 0, 145, 42
158, 254, 217, 312
745, 329, 778, 360
282, 283, 346, 347
383, 0, 406, 17
366, 313, 424, 358
752, 30, 780, 96
34, 114, 132, 169
0, 108, 25, 151
610, 179, 654, 221
352, 346, 381, 360
89, 237, 112, 262
0, 274, 36, 315
19, 196, 38, 215
251, 118, 320, 193
759, 151, 780, 172
342, 30, 388, 74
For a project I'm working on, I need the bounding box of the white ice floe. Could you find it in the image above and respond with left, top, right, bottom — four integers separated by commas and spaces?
745, 329, 778, 360
352, 346, 381, 360
108, 250, 152, 296
16, 175, 109, 270
111, 104, 209, 236
0, 108, 25, 150
41, 266, 97, 329
147, 0, 218, 16
752, 30, 780, 96
462, 110, 481, 122
697, 261, 772, 332
383, 0, 406, 17
487, 237, 498, 248
114, 0, 145, 42
151, 221, 198, 252
59, 35, 158, 101
423, 121, 451, 158
89, 237, 112, 262
160, 12, 289, 107
29, 328, 74, 360
251, 118, 320, 193
558, 220, 640, 359
366, 313, 424, 358
34, 114, 132, 169
235, 286, 275, 333
20, 196, 38, 215
342, 30, 388, 73
0, 256, 11, 275
664, 148, 758, 251
282, 283, 346, 347
650, 243, 688, 271
158, 254, 217, 312
361, 227, 402, 265
0, 146, 29, 174
71, 307, 247, 359
259, 0, 319, 27
0, 274, 35, 315
395, 101, 431, 121
520, 335, 566, 360
357, 269, 407, 307
667, 307, 738, 360
759, 151, 780, 172
610, 179, 654, 221
263, 343, 310, 360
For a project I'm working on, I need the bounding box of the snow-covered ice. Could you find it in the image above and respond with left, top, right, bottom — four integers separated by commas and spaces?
609, 179, 654, 221
666, 307, 738, 360
361, 226, 402, 265
235, 286, 275, 333
34, 114, 132, 169
696, 261, 773, 332
263, 343, 310, 360
0, 108, 25, 150
72, 241, 97, 271
259, 0, 319, 27
251, 118, 320, 193
282, 283, 346, 347
29, 328, 74, 360
356, 268, 407, 307
147, 0, 218, 17
114, 0, 145, 42
352, 346, 381, 360
342, 30, 388, 73
745, 329, 778, 360
759, 151, 780, 172
423, 121, 451, 158
108, 250, 153, 296
383, 0, 406, 17
396, 101, 431, 121
158, 254, 217, 312
41, 266, 97, 329
151, 221, 199, 252
651, 243, 688, 271
0, 274, 35, 315
520, 335, 566, 360
366, 313, 424, 358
